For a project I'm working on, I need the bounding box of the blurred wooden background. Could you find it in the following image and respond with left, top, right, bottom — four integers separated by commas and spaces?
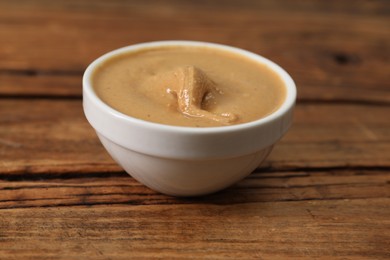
0, 0, 389, 259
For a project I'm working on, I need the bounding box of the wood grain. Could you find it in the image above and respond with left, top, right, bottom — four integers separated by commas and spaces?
0, 170, 389, 209
1, 167, 389, 259
1, 0, 389, 259
0, 99, 389, 175
0, 0, 389, 103
0, 199, 388, 259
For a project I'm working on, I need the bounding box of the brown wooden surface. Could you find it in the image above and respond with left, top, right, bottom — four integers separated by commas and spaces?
0, 0, 389, 259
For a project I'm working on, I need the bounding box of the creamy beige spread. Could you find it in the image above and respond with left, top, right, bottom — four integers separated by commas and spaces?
93, 46, 286, 127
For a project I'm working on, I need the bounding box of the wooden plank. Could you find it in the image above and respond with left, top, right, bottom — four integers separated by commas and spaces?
0, 198, 388, 259
0, 0, 389, 102
0, 170, 388, 209
0, 99, 389, 174
2, 0, 389, 16
0, 167, 388, 258
0, 73, 81, 97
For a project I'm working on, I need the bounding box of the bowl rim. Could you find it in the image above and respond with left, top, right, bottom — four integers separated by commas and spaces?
83, 40, 296, 135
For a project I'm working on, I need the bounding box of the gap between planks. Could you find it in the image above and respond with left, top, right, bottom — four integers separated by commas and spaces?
0, 165, 389, 181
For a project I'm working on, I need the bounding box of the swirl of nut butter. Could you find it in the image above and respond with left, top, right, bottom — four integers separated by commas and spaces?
167, 66, 238, 125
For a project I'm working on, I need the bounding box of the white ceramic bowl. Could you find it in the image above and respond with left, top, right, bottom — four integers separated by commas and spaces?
83, 41, 296, 196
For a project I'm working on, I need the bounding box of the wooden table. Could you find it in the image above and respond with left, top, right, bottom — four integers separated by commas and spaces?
1, 0, 389, 259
